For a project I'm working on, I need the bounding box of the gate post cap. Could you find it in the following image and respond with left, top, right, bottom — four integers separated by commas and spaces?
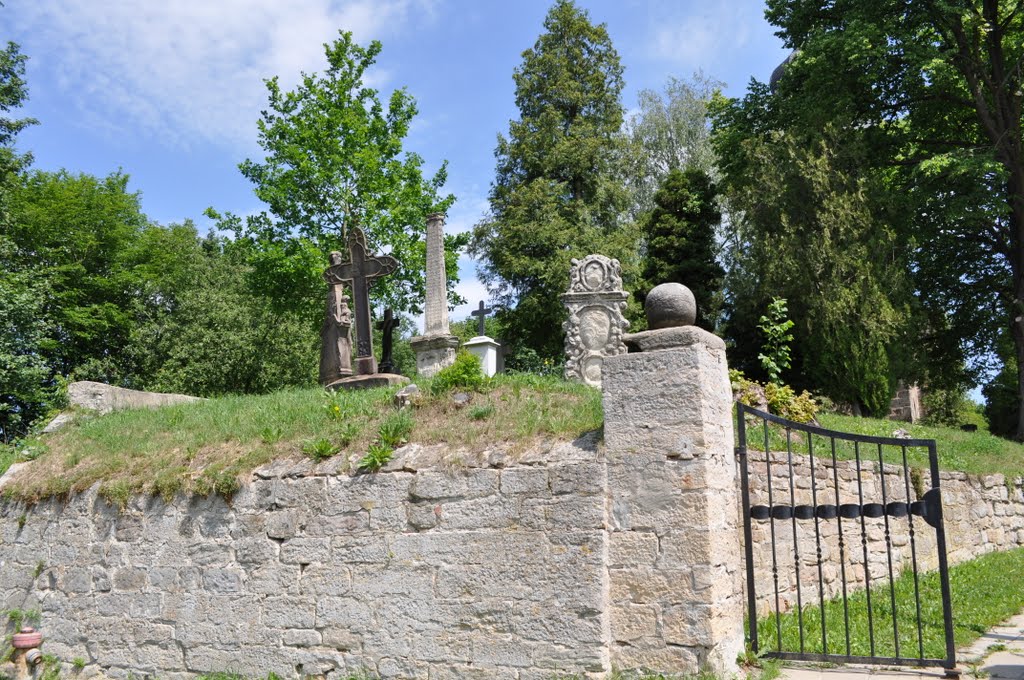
645, 282, 696, 329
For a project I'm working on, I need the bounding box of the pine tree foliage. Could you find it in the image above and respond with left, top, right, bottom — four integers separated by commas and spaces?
639, 167, 723, 331
471, 0, 637, 358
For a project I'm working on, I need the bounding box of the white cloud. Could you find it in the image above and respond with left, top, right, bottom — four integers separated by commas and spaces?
451, 274, 490, 323
648, 5, 755, 67
445, 193, 490, 236
11, 0, 432, 150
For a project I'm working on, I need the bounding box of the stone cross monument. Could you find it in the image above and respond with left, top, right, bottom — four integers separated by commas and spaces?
377, 308, 399, 375
470, 300, 492, 336
561, 254, 629, 388
324, 228, 408, 389
463, 300, 500, 377
410, 213, 459, 377
319, 251, 354, 386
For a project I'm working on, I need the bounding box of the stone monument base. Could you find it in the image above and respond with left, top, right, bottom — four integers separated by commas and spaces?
462, 336, 500, 377
409, 333, 459, 378
325, 373, 410, 391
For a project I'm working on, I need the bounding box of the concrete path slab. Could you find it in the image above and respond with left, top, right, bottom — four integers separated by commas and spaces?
779, 612, 1024, 680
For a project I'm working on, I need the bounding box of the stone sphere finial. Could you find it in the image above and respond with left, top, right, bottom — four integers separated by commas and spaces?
645, 283, 696, 329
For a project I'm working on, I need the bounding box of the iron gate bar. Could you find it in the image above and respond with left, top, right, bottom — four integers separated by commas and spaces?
786, 428, 806, 653
855, 440, 876, 657
930, 441, 958, 674
736, 403, 958, 675
831, 436, 852, 657
807, 433, 827, 657
738, 408, 758, 653
900, 444, 926, 659
878, 442, 900, 658
765, 418, 783, 649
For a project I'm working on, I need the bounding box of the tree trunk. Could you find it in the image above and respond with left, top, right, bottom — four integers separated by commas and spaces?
1009, 169, 1024, 439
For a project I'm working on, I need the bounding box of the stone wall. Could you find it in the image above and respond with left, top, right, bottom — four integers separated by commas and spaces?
3, 431, 1022, 678
744, 450, 1024, 617
0, 440, 612, 680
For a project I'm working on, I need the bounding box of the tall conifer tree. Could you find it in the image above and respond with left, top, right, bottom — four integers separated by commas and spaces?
471, 0, 636, 358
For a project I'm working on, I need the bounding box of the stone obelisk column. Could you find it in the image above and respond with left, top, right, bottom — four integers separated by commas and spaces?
410, 213, 459, 377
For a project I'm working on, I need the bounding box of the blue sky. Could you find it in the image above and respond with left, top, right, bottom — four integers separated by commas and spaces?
7, 0, 788, 324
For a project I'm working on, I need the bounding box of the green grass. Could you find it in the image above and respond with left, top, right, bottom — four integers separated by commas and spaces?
740, 410, 1024, 480
756, 546, 1024, 661
1, 373, 602, 504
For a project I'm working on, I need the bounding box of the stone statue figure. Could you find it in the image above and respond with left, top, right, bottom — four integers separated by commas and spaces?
319, 251, 354, 386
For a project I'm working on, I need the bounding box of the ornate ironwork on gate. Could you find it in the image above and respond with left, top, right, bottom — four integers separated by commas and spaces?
736, 404, 958, 676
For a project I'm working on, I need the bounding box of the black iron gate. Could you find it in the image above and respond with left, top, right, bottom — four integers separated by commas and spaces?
736, 404, 958, 675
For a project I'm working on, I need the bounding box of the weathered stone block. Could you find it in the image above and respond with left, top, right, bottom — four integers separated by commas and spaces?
410, 469, 498, 501
611, 604, 659, 642
609, 531, 659, 567
282, 628, 321, 647
499, 468, 549, 496
264, 595, 316, 629
279, 537, 330, 564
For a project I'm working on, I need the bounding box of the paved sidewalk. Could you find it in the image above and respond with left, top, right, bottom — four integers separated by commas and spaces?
780, 613, 1024, 680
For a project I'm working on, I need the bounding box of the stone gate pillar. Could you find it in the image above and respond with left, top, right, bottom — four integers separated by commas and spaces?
601, 283, 744, 675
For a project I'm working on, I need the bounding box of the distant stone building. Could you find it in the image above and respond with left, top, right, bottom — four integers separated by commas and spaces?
889, 381, 923, 422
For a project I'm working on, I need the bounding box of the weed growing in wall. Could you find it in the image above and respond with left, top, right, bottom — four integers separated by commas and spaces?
358, 442, 394, 472
302, 438, 340, 462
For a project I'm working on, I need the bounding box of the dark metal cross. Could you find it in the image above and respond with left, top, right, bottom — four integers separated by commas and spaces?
471, 300, 493, 336
325, 228, 399, 375
377, 308, 399, 374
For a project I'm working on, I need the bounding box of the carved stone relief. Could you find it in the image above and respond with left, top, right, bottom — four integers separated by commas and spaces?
561, 255, 629, 388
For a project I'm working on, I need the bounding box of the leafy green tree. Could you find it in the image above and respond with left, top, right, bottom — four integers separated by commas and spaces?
223, 31, 461, 325
126, 234, 319, 396
471, 0, 637, 358
716, 128, 905, 415
626, 73, 722, 217
723, 0, 1024, 434
639, 167, 723, 330
5, 170, 149, 378
0, 252, 53, 441
0, 37, 45, 440
0, 39, 36, 223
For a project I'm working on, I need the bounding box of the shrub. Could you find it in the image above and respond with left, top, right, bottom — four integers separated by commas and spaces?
731, 369, 818, 424
431, 350, 486, 394
922, 386, 968, 427
377, 410, 413, 448
302, 438, 340, 462
757, 297, 794, 385
504, 346, 563, 377
764, 382, 819, 424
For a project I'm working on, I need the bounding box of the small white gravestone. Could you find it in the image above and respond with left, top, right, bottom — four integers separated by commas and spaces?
463, 336, 500, 377
462, 300, 501, 377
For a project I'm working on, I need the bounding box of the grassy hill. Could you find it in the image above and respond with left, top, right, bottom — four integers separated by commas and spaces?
2, 374, 1022, 506
0, 374, 602, 505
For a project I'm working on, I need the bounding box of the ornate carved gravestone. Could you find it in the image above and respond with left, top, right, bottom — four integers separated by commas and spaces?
561, 254, 629, 388
323, 228, 408, 390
